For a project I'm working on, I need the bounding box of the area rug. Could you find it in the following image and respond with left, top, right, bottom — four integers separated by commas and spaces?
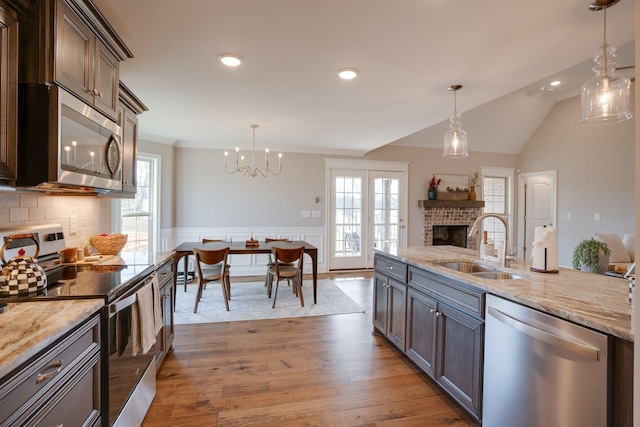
174, 279, 365, 324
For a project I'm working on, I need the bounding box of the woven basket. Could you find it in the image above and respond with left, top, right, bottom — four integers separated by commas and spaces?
90, 234, 128, 255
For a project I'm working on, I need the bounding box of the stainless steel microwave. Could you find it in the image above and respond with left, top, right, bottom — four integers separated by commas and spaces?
18, 84, 123, 192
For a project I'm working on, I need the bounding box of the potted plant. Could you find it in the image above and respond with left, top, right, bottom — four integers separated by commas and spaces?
572, 238, 611, 274
428, 175, 441, 200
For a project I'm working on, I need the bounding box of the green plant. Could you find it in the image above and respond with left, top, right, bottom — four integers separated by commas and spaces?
572, 238, 611, 272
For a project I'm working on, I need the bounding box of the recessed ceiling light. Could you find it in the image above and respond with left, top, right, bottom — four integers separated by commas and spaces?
337, 68, 359, 80
218, 53, 242, 67
550, 80, 562, 86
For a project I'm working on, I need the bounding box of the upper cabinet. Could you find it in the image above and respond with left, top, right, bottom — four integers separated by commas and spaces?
20, 0, 133, 122
0, 3, 18, 183
118, 81, 148, 194
55, 0, 119, 120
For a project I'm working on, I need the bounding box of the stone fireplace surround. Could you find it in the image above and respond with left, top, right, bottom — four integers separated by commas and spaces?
419, 200, 485, 251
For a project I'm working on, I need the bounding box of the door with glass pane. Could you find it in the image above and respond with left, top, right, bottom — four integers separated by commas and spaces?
329, 169, 405, 270
369, 171, 405, 265
330, 169, 366, 270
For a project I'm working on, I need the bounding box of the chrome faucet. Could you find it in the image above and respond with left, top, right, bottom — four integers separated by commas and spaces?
468, 213, 511, 267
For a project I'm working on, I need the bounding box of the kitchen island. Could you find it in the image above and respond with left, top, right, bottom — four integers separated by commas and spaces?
373, 245, 632, 426
380, 245, 632, 340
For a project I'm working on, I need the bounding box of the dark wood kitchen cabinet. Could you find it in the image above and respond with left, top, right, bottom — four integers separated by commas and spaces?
373, 255, 408, 351
118, 82, 148, 194
155, 258, 175, 370
20, 0, 133, 121
0, 313, 102, 426
407, 267, 484, 420
372, 252, 485, 421
0, 2, 19, 183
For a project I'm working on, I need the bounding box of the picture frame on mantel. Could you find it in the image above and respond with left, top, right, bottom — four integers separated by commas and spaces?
435, 174, 469, 200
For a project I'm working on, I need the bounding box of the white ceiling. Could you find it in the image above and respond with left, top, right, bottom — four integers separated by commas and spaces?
91, 0, 636, 156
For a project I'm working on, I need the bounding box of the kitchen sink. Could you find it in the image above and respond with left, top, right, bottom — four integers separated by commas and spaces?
469, 271, 524, 280
434, 261, 496, 273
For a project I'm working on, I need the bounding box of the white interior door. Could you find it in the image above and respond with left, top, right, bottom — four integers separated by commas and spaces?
518, 172, 557, 260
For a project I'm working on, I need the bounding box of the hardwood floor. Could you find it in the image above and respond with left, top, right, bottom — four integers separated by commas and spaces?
142, 272, 479, 426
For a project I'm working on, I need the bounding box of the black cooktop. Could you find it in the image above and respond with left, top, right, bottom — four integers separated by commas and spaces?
0, 263, 156, 303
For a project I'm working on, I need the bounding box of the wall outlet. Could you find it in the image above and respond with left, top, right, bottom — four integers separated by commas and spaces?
594, 213, 601, 221
70, 215, 78, 234
300, 210, 311, 218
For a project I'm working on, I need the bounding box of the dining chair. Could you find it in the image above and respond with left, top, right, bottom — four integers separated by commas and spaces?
200, 238, 232, 291
264, 237, 292, 288
266, 246, 304, 308
192, 247, 231, 313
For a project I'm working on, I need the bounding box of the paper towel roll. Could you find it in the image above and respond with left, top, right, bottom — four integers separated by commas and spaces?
531, 226, 559, 272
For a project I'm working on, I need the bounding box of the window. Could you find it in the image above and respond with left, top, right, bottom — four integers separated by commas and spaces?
117, 154, 159, 253
483, 176, 508, 245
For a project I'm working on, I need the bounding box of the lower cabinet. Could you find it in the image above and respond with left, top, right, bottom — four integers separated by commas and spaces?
155, 258, 175, 370
406, 288, 437, 377
434, 300, 484, 418
373, 271, 407, 351
373, 253, 485, 421
0, 313, 102, 426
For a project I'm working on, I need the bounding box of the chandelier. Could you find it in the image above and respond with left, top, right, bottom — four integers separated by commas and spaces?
224, 124, 282, 177
579, 0, 632, 124
443, 84, 468, 158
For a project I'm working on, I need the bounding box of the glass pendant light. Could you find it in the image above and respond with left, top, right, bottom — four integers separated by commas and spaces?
580, 0, 632, 124
443, 84, 468, 158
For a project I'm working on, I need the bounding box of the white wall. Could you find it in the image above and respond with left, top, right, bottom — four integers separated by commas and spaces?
518, 91, 636, 266
173, 148, 327, 228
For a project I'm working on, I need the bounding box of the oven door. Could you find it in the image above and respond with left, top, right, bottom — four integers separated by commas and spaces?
107, 282, 156, 426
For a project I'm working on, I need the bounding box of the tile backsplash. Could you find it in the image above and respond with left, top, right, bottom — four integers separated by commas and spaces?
0, 192, 103, 249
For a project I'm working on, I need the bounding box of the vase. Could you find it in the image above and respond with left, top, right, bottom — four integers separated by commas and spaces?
428, 188, 438, 200
469, 186, 476, 201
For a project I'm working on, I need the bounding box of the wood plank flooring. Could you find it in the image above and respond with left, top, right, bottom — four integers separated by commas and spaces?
142, 272, 479, 426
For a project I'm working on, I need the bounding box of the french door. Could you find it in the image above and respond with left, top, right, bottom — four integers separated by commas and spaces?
328, 163, 406, 270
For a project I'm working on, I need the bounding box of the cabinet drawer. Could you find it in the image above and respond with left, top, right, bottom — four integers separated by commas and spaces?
408, 267, 484, 317
374, 255, 407, 283
156, 259, 173, 285
0, 315, 100, 425
27, 352, 101, 427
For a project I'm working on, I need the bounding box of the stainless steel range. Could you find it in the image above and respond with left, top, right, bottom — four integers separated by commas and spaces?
0, 224, 158, 427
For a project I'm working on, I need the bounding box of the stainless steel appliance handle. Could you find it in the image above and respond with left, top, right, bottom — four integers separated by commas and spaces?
109, 293, 137, 318
487, 306, 601, 361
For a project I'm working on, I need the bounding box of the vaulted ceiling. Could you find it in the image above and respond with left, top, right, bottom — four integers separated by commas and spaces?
92, 0, 636, 156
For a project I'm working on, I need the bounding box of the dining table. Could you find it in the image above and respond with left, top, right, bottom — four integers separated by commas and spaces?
172, 240, 319, 304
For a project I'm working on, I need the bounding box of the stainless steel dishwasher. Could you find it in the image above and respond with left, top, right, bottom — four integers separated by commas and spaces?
483, 294, 611, 427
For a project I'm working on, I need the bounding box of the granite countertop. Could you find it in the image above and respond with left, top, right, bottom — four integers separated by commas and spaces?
377, 246, 633, 341
0, 299, 104, 380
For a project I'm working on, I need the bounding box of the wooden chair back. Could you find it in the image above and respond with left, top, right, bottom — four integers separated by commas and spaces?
271, 246, 304, 268
193, 247, 230, 269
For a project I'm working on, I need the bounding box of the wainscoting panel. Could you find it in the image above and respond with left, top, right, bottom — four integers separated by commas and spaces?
168, 227, 327, 276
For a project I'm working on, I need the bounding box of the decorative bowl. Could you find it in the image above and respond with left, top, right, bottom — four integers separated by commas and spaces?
90, 234, 128, 255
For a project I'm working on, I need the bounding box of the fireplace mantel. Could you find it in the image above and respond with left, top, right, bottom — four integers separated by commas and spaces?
418, 200, 485, 208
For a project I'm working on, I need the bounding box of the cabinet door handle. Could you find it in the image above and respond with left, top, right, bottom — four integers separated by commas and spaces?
386, 265, 393, 270
92, 88, 103, 98
435, 312, 442, 317
430, 308, 437, 314
36, 359, 64, 384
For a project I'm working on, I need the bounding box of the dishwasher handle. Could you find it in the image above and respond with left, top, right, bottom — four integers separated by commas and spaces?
487, 306, 601, 361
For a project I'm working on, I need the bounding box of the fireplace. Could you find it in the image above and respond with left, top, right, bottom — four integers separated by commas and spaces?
419, 200, 485, 250
433, 225, 468, 248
